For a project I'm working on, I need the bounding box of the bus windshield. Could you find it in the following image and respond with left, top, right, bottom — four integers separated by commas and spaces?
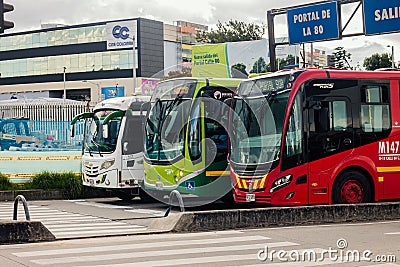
230, 76, 291, 165
144, 80, 196, 161
85, 109, 124, 154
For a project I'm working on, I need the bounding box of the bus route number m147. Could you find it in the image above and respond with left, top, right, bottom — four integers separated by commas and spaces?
379, 141, 400, 160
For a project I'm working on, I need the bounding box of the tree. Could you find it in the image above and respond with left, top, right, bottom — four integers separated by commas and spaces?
250, 57, 268, 73
196, 19, 266, 43
363, 53, 393, 70
231, 63, 248, 78
331, 47, 352, 69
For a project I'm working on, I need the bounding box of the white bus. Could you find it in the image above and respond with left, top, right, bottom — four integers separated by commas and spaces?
71, 96, 151, 201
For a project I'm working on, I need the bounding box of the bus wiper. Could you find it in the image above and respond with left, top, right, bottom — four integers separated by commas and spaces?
90, 136, 103, 157
85, 141, 93, 157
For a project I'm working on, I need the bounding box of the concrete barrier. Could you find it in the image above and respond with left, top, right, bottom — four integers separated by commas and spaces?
0, 220, 55, 244
148, 202, 400, 232
0, 189, 64, 201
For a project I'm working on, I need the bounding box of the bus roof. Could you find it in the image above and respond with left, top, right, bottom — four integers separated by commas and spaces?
246, 68, 400, 81
94, 95, 151, 111
158, 77, 243, 86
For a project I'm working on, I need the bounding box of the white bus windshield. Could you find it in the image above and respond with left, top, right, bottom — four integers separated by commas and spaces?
85, 109, 123, 154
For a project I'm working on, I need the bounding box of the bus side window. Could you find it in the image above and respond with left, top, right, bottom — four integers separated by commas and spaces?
359, 85, 391, 145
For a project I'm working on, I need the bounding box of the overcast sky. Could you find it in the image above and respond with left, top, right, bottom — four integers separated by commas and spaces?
5, 0, 400, 68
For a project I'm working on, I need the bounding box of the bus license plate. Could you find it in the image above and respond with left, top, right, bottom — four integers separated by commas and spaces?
246, 193, 255, 202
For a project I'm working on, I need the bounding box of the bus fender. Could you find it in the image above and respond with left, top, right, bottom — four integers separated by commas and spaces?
328, 154, 378, 204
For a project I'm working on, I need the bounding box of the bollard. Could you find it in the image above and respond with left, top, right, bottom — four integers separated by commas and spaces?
13, 195, 30, 221
164, 190, 185, 217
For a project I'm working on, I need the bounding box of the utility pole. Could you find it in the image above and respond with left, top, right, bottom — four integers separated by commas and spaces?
63, 67, 66, 102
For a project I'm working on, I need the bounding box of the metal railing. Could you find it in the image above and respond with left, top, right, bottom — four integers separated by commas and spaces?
164, 190, 185, 217
13, 195, 30, 221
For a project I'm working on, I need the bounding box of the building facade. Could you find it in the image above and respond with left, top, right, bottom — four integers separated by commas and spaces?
0, 18, 164, 102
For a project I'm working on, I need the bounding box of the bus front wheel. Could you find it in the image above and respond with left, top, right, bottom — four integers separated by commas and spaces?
332, 171, 372, 204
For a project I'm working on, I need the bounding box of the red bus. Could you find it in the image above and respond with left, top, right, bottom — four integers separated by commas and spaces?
229, 69, 400, 205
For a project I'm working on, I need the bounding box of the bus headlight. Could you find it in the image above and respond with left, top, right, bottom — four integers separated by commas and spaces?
101, 159, 115, 170
270, 174, 292, 193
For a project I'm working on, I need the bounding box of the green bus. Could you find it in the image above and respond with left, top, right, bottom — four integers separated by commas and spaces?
143, 77, 242, 205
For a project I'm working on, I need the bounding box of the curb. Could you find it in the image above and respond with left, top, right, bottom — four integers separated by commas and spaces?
149, 202, 400, 233
0, 190, 64, 201
0, 220, 55, 244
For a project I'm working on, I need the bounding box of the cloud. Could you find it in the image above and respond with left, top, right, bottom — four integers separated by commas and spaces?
4, 0, 400, 67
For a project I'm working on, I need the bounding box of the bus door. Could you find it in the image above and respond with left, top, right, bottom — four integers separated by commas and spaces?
201, 87, 233, 173
307, 96, 354, 204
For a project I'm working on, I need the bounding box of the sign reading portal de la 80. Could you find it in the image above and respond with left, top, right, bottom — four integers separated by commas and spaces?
364, 0, 400, 35
287, 1, 339, 44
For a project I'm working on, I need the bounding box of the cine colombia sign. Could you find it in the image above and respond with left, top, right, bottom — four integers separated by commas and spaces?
287, 1, 339, 44
364, 0, 400, 35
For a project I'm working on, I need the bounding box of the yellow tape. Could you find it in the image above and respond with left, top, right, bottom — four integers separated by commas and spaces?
0, 155, 82, 161
6, 172, 82, 179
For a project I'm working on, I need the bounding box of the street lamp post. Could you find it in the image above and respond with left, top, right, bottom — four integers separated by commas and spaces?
387, 45, 395, 68
127, 36, 137, 94
63, 67, 66, 102
83, 80, 101, 102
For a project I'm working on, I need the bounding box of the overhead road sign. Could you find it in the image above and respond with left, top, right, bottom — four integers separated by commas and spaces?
287, 1, 339, 44
364, 0, 400, 35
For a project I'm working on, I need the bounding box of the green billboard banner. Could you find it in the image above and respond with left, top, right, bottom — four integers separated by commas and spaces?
192, 43, 230, 78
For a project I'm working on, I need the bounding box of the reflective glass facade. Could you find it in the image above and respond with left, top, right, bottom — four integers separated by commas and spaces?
0, 25, 139, 78
0, 50, 137, 78
0, 25, 106, 51
0, 18, 164, 86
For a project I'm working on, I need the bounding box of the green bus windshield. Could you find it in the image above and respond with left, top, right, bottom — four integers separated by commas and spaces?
144, 80, 196, 161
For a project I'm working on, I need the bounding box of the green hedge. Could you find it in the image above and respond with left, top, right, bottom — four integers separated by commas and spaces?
26, 172, 83, 199
0, 173, 16, 190
0, 172, 83, 199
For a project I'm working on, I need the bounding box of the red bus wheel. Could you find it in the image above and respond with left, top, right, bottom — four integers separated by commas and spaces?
333, 171, 372, 204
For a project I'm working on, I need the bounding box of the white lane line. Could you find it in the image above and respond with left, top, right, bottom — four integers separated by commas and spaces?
31, 241, 299, 265
13, 235, 270, 257
384, 232, 400, 235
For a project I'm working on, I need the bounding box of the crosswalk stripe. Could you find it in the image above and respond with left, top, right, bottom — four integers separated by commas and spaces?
43, 222, 128, 228
53, 228, 146, 236
49, 225, 145, 232
75, 254, 267, 267
67, 200, 166, 216
13, 235, 270, 257
384, 232, 400, 235
0, 203, 148, 239
30, 241, 298, 265
359, 264, 400, 267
